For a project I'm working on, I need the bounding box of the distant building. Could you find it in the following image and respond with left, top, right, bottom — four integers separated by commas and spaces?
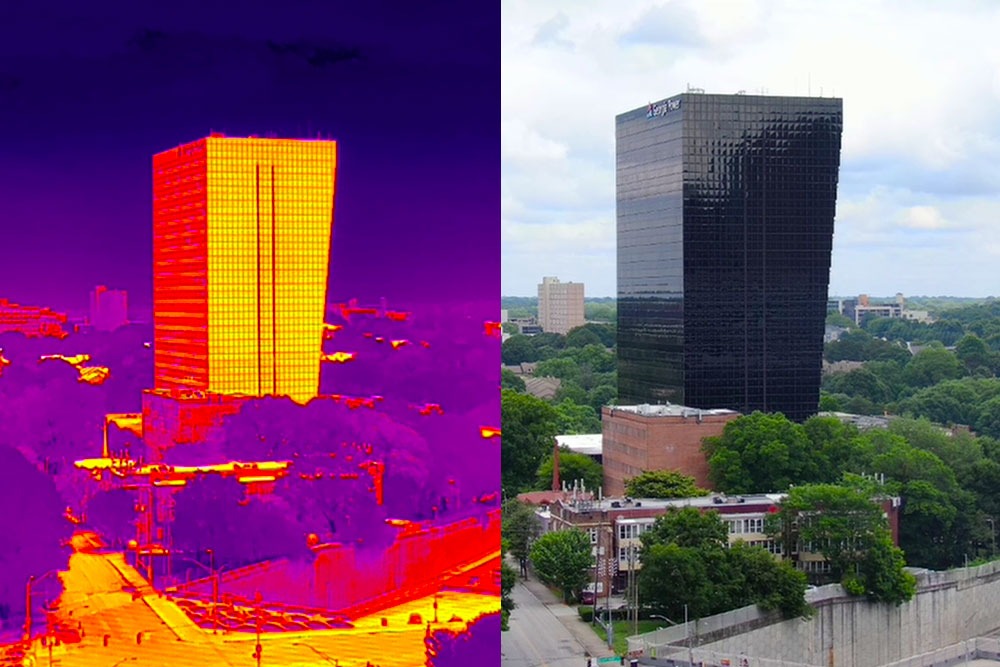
601, 403, 740, 496
0, 298, 68, 338
90, 285, 129, 332
500, 310, 509, 324
537, 277, 585, 335
837, 293, 934, 326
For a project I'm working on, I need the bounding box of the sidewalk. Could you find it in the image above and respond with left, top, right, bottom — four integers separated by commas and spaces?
519, 575, 616, 660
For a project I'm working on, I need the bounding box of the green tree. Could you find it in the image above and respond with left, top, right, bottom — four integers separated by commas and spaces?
641, 507, 728, 550
903, 346, 965, 388
703, 412, 824, 493
584, 302, 616, 323
564, 326, 603, 348
500, 538, 517, 630
535, 449, 603, 492
624, 470, 709, 499
977, 397, 1000, 439
825, 329, 874, 362
769, 483, 915, 604
502, 335, 537, 365
638, 542, 714, 618
530, 529, 593, 603
860, 533, 917, 605
502, 499, 539, 574
823, 368, 891, 405
502, 390, 560, 493
533, 357, 580, 383
588, 384, 617, 414
501, 368, 526, 392
553, 398, 601, 434
639, 509, 809, 619
770, 483, 886, 581
726, 542, 811, 618
955, 334, 994, 375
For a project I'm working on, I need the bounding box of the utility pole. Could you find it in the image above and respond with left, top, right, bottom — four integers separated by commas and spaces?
24, 576, 33, 642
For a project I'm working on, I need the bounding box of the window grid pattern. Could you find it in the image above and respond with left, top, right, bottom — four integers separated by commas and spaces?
205, 138, 336, 404
616, 94, 842, 421
152, 140, 210, 389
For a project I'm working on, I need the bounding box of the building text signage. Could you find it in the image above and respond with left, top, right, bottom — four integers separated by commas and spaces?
647, 97, 681, 118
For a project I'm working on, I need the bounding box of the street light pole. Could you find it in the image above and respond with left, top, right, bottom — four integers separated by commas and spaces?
207, 549, 218, 635
24, 575, 33, 642
984, 518, 997, 558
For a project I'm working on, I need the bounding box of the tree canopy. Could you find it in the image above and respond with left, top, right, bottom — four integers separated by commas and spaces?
535, 448, 603, 493
768, 482, 916, 604
501, 390, 560, 494
530, 529, 593, 603
625, 470, 709, 499
638, 508, 809, 620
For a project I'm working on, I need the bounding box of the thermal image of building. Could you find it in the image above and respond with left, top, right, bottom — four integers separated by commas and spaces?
0, 298, 69, 338
152, 135, 337, 404
90, 285, 129, 332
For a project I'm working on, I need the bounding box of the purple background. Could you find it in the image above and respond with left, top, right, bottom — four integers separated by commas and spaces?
0, 0, 498, 313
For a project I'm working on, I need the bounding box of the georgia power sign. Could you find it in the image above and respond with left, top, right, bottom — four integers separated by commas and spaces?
647, 97, 681, 118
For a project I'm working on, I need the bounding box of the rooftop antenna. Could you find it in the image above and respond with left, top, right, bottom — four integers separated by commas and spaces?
808, 73, 811, 96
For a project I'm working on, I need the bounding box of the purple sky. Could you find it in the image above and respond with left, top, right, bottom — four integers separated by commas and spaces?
0, 0, 498, 314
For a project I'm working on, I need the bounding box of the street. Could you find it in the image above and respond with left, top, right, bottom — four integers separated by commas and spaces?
502, 580, 592, 667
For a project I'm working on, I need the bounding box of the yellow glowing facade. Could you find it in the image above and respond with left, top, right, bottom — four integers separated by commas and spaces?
153, 136, 336, 403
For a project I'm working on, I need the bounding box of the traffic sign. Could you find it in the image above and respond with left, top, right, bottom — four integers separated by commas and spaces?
598, 657, 622, 664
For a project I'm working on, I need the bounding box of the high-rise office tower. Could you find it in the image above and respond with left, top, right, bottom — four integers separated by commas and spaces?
538, 276, 585, 335
152, 135, 337, 404
616, 93, 842, 421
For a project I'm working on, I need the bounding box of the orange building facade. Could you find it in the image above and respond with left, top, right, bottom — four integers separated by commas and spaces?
601, 403, 741, 495
0, 298, 69, 338
152, 135, 337, 404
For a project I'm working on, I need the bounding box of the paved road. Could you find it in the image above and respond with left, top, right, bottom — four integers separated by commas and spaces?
502, 580, 591, 667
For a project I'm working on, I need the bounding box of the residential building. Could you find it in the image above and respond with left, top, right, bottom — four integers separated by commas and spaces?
602, 403, 740, 496
538, 277, 585, 335
0, 298, 68, 338
616, 92, 843, 421
152, 134, 336, 404
90, 285, 128, 331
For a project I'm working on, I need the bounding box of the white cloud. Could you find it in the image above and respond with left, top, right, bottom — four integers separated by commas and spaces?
502, 0, 1000, 297
897, 206, 950, 231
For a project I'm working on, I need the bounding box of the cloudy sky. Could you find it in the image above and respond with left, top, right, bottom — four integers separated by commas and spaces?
502, 0, 1000, 298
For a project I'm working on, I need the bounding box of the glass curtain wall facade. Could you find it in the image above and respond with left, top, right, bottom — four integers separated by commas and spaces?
616, 93, 842, 421
153, 136, 337, 404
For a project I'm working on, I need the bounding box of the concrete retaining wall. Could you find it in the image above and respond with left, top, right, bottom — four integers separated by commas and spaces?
631, 562, 1000, 667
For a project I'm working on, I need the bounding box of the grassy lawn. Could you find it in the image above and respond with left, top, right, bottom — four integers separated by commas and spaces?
591, 619, 663, 656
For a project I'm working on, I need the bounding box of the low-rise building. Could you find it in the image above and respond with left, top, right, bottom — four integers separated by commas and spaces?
0, 298, 69, 338
602, 404, 740, 496
542, 491, 901, 593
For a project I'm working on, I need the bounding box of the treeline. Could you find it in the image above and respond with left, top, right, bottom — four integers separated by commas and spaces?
823, 315, 1000, 430
501, 324, 616, 495
705, 412, 1000, 570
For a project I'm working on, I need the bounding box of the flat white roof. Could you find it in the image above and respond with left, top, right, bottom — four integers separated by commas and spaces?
611, 404, 739, 418
556, 434, 602, 456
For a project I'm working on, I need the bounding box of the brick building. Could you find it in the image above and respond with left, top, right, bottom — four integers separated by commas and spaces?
543, 492, 901, 593
602, 404, 740, 496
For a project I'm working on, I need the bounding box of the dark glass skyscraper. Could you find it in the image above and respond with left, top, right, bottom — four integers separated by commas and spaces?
616, 93, 843, 421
